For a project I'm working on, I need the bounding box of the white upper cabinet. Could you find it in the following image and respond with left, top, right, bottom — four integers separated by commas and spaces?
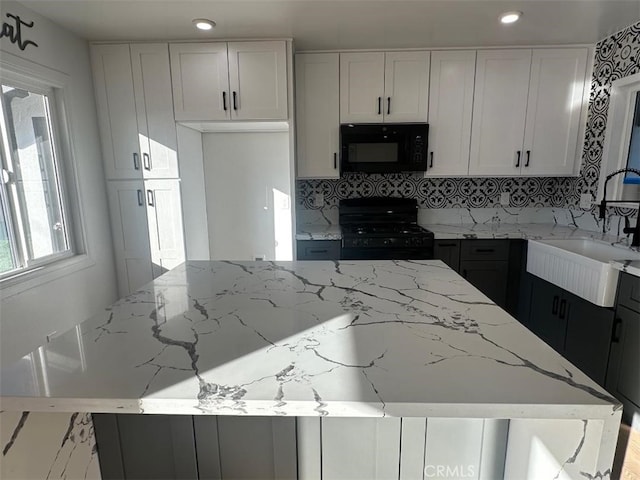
228, 41, 288, 120
340, 52, 385, 123
91, 44, 141, 180
470, 47, 589, 176
92, 43, 178, 180
169, 43, 231, 121
295, 53, 340, 179
426, 50, 476, 176
131, 44, 179, 179
522, 48, 588, 175
383, 51, 430, 123
469, 49, 532, 176
340, 51, 429, 123
170, 41, 288, 122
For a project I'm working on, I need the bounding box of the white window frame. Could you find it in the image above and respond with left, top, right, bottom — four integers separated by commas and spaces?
0, 52, 94, 298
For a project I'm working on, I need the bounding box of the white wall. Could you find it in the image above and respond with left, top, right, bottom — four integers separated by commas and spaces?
0, 1, 117, 364
203, 132, 292, 261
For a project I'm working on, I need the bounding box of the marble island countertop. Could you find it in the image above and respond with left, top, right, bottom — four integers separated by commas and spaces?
0, 260, 620, 419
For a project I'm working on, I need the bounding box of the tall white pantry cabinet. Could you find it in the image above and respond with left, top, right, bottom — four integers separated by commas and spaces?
91, 43, 185, 296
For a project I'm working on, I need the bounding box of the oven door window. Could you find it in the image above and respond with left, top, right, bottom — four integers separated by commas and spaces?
347, 143, 398, 163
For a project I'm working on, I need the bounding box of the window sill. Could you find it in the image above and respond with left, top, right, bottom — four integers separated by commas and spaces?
0, 254, 96, 300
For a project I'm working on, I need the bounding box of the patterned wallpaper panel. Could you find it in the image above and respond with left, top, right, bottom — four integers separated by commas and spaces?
296, 21, 640, 213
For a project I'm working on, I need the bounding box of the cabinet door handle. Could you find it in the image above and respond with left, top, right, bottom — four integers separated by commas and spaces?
133, 153, 140, 170
137, 189, 144, 206
387, 97, 391, 115
429, 152, 434, 168
525, 150, 531, 167
558, 299, 567, 319
437, 243, 457, 247
222, 91, 228, 111
611, 317, 622, 343
146, 189, 154, 207
515, 151, 521, 168
462, 269, 467, 278
552, 295, 559, 315
377, 97, 382, 115
233, 91, 238, 110
143, 153, 151, 171
334, 153, 337, 169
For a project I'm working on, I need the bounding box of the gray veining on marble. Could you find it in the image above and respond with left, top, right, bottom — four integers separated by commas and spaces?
0, 411, 100, 480
0, 261, 620, 419
295, 224, 342, 241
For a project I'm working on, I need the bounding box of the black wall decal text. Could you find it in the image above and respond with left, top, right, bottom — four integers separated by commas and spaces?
1, 13, 38, 51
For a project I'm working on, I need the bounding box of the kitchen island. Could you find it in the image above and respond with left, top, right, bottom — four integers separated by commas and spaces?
1, 260, 622, 479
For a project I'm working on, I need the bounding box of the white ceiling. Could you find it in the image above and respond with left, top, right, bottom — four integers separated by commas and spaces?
17, 0, 640, 50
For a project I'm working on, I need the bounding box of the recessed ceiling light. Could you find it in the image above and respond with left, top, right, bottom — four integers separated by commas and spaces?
193, 18, 216, 31
500, 11, 522, 24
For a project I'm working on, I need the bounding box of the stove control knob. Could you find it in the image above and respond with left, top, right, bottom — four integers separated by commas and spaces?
383, 239, 390, 246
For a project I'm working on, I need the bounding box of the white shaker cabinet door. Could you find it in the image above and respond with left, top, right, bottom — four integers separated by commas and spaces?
227, 41, 288, 120
469, 49, 532, 176
340, 52, 386, 123
426, 50, 476, 176
107, 181, 153, 297
91, 44, 142, 180
383, 51, 430, 123
143, 179, 185, 279
321, 418, 401, 480
130, 43, 179, 179
169, 42, 231, 121
295, 53, 340, 179
522, 48, 589, 176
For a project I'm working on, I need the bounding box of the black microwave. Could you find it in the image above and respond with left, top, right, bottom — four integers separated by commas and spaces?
340, 123, 428, 174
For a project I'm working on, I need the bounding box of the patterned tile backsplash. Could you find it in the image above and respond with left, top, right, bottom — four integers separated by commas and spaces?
296, 21, 640, 227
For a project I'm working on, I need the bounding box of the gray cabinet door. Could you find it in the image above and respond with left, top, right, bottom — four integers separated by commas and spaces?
93, 414, 198, 480
528, 277, 566, 353
606, 304, 640, 424
433, 240, 460, 271
459, 260, 509, 308
564, 292, 614, 385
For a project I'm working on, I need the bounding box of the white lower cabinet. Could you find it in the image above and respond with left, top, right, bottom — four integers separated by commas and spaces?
143, 179, 186, 278
107, 180, 185, 296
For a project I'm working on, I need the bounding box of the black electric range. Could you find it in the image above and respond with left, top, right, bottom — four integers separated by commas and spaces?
339, 197, 434, 260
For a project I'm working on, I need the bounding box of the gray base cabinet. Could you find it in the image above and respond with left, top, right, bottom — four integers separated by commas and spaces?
433, 240, 460, 271
522, 274, 614, 386
606, 272, 640, 425
94, 415, 297, 480
296, 240, 341, 260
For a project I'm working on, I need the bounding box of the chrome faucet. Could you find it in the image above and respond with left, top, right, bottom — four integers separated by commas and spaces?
598, 167, 640, 247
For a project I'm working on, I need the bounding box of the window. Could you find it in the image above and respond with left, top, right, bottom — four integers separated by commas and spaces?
0, 79, 73, 279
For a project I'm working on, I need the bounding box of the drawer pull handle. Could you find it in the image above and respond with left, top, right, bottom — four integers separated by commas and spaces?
552, 295, 559, 315
611, 317, 622, 343
309, 249, 328, 254
475, 248, 495, 253
558, 299, 567, 320
438, 243, 457, 247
